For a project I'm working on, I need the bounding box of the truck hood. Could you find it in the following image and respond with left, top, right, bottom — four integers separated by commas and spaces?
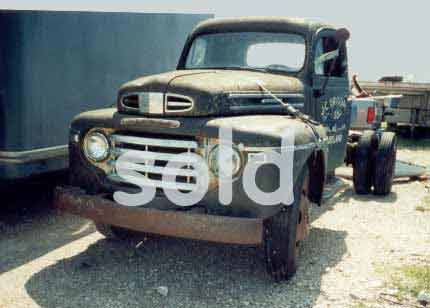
118, 70, 305, 117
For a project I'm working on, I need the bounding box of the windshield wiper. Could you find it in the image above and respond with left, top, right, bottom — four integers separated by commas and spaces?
195, 66, 267, 73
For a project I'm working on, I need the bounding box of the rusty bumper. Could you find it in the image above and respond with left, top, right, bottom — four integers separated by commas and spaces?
54, 187, 264, 245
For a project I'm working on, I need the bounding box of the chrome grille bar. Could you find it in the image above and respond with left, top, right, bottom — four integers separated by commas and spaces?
112, 134, 197, 149
108, 174, 196, 191
116, 161, 197, 177
112, 148, 198, 163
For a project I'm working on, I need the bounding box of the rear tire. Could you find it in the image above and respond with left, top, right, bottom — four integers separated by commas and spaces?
264, 168, 310, 282
373, 132, 397, 195
353, 130, 378, 194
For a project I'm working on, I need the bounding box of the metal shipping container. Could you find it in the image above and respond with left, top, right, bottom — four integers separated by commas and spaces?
0, 10, 212, 180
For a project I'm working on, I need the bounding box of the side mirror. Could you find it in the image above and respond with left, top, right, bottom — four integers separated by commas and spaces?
335, 28, 350, 43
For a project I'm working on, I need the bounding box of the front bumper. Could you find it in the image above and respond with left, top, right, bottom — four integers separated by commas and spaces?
54, 186, 264, 245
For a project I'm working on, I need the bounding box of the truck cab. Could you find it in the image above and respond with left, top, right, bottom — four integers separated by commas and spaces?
56, 17, 353, 281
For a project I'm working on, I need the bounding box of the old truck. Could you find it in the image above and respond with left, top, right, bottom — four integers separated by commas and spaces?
55, 17, 397, 281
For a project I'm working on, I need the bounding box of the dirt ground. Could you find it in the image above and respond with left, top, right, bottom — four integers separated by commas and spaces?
0, 137, 429, 308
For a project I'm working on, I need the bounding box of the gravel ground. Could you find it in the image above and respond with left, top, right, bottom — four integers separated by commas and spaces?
0, 139, 429, 308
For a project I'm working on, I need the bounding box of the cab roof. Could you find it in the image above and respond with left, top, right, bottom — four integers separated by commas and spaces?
189, 16, 333, 37
177, 17, 336, 70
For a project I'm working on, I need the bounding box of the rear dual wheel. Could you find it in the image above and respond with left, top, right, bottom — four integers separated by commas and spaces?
264, 168, 310, 281
373, 132, 397, 195
353, 130, 379, 194
352, 131, 397, 196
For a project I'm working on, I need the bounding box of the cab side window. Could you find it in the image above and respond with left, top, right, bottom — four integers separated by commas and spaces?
314, 35, 347, 78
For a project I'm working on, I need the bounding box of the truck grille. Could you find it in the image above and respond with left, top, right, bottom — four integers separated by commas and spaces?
165, 94, 193, 112
121, 94, 139, 109
108, 134, 199, 192
121, 92, 164, 114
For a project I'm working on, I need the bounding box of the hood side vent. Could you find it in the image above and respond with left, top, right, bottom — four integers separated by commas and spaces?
121, 94, 139, 109
165, 94, 193, 113
228, 92, 304, 111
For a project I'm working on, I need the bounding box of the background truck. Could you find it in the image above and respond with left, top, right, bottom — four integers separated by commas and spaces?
55, 17, 397, 281
347, 76, 427, 184
346, 75, 399, 195
361, 77, 430, 136
0, 10, 211, 181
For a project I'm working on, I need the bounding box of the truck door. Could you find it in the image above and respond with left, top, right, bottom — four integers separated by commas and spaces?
312, 30, 350, 173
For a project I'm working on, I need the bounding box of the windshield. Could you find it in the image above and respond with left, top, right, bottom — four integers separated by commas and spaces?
185, 32, 306, 73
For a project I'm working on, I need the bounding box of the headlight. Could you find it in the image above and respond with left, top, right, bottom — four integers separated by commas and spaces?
208, 145, 242, 178
83, 131, 110, 162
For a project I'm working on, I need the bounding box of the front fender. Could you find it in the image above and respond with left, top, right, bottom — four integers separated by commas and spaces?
204, 115, 327, 185
204, 115, 327, 216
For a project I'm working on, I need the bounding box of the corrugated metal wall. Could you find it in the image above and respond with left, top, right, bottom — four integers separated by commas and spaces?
0, 10, 212, 151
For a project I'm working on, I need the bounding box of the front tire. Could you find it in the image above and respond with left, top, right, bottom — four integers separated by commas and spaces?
264, 168, 310, 282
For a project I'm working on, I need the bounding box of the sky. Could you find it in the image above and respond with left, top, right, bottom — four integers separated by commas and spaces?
2, 0, 430, 82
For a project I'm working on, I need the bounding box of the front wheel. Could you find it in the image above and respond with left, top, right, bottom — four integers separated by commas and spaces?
264, 168, 310, 282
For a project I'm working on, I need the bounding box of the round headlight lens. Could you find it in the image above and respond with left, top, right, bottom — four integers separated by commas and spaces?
83, 132, 110, 162
208, 145, 242, 178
